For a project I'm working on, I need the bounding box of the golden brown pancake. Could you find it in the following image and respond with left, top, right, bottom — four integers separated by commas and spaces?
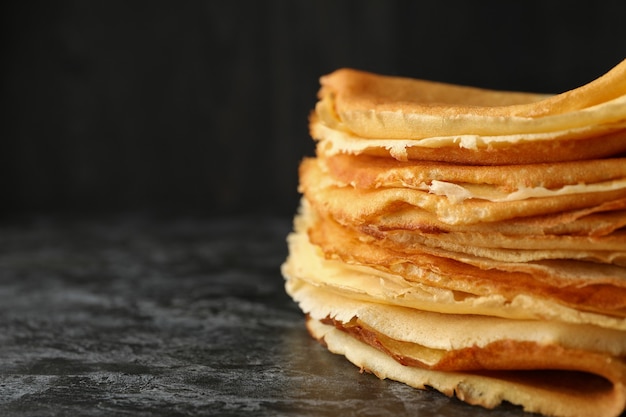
300, 156, 626, 225
283, 60, 626, 417
305, 316, 626, 417
311, 60, 626, 164
321, 154, 626, 196
316, 62, 626, 137
284, 272, 626, 417
362, 199, 626, 236
313, 114, 626, 164
302, 204, 626, 317
282, 204, 626, 330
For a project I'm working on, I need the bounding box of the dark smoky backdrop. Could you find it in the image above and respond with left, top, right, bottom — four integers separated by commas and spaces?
2, 1, 626, 219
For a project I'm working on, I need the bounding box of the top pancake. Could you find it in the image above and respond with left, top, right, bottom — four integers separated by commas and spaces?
313, 59, 626, 163
319, 60, 626, 136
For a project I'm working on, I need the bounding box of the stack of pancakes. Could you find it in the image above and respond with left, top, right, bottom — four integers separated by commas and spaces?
282, 60, 626, 417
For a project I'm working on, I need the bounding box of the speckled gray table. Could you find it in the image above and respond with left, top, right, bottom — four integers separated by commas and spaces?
0, 214, 546, 416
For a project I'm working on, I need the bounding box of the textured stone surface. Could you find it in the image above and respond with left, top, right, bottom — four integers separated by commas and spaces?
0, 215, 535, 416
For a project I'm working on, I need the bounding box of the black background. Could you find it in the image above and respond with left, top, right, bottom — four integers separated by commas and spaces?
3, 0, 626, 219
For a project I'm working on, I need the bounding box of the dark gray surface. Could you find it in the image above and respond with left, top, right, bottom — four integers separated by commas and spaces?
0, 215, 539, 416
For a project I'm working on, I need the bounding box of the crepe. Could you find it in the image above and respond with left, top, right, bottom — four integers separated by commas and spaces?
312, 61, 626, 164
306, 317, 626, 417
300, 156, 626, 225
297, 203, 626, 317
283, 59, 626, 417
282, 206, 626, 330
321, 154, 626, 203
284, 247, 626, 417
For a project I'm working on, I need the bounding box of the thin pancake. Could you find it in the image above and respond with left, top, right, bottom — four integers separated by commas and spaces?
304, 204, 626, 317
305, 316, 626, 417
312, 60, 626, 164
318, 61, 626, 138
300, 157, 626, 225
282, 218, 626, 330
364, 200, 626, 236
313, 115, 626, 164
321, 154, 626, 202
288, 279, 626, 417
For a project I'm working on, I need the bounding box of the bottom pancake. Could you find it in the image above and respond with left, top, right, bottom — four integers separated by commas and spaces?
306, 318, 625, 417
284, 250, 626, 417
